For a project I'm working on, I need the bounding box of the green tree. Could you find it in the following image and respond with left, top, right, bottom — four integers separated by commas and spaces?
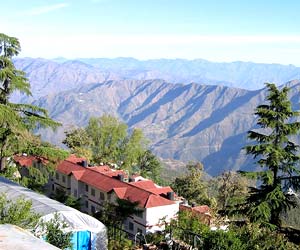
238, 83, 300, 228
3, 139, 69, 192
172, 162, 211, 206
38, 212, 73, 250
64, 115, 148, 172
122, 128, 147, 169
64, 195, 82, 210
0, 33, 60, 171
137, 149, 162, 183
216, 171, 251, 213
0, 193, 40, 229
168, 210, 298, 250
63, 128, 92, 160
95, 198, 141, 227
86, 115, 128, 164
20, 166, 50, 192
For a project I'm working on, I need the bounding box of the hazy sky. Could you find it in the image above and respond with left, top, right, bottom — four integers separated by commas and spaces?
2, 0, 300, 65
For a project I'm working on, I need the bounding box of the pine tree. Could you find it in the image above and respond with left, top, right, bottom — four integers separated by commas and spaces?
0, 33, 60, 170
240, 83, 300, 228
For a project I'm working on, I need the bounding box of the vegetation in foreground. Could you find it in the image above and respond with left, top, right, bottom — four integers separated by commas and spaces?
0, 33, 300, 249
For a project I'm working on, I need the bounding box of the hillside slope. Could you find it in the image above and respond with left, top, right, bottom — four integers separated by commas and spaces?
13, 57, 300, 103
34, 79, 300, 175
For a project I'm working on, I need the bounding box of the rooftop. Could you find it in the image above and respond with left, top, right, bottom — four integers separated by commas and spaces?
56, 155, 177, 208
14, 155, 48, 167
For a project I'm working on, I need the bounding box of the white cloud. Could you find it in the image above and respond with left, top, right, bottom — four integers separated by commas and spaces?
22, 3, 69, 16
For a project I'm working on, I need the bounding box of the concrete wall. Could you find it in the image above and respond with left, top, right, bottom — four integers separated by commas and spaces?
53, 172, 71, 195
145, 203, 179, 232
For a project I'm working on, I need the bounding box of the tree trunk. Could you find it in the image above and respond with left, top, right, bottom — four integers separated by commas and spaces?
0, 156, 6, 171
270, 209, 281, 228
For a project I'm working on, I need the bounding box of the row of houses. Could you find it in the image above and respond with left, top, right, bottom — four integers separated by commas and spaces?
14, 154, 211, 236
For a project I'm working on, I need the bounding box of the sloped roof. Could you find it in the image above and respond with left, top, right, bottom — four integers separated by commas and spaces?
112, 187, 127, 199
56, 159, 83, 175
130, 180, 173, 195
57, 155, 176, 208
144, 194, 175, 208
147, 186, 174, 195
14, 155, 48, 167
130, 180, 157, 189
180, 204, 211, 216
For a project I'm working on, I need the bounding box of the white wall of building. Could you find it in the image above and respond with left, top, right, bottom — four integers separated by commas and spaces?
145, 203, 179, 233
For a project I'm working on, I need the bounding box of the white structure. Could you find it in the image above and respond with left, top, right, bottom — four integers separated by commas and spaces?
52, 155, 180, 235
0, 224, 60, 250
0, 176, 107, 250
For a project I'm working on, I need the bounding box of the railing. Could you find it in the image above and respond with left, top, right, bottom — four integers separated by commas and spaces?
107, 224, 203, 249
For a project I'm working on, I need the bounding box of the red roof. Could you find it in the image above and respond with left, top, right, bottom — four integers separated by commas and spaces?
72, 170, 85, 180
14, 155, 48, 167
56, 155, 176, 208
180, 204, 211, 216
130, 180, 173, 195
112, 187, 127, 199
65, 154, 86, 164
130, 180, 157, 189
192, 205, 211, 214
56, 159, 83, 175
145, 194, 175, 208
88, 166, 127, 178
147, 186, 174, 195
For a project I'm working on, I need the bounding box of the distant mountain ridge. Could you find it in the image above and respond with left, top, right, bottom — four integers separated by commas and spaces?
12, 57, 300, 102
12, 57, 300, 175
77, 57, 300, 90
34, 79, 300, 176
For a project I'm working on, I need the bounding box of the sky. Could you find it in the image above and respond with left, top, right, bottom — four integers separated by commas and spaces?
1, 0, 300, 65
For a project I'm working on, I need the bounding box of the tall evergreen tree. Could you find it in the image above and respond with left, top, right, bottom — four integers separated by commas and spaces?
240, 83, 300, 228
0, 33, 60, 170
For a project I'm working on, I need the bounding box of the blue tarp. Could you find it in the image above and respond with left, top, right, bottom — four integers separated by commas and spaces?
71, 231, 91, 250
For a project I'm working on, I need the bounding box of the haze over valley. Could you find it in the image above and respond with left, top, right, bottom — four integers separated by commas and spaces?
14, 57, 300, 176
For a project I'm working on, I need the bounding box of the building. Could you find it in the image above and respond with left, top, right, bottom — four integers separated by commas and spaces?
14, 154, 48, 177
52, 155, 179, 235
14, 154, 179, 235
179, 203, 212, 225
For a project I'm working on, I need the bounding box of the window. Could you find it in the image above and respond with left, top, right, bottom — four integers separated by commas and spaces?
62, 175, 66, 183
129, 222, 134, 231
137, 228, 143, 234
85, 184, 89, 192
91, 205, 96, 214
100, 192, 105, 201
74, 189, 78, 197
55, 173, 59, 180
85, 200, 88, 208
136, 211, 143, 218
91, 188, 95, 196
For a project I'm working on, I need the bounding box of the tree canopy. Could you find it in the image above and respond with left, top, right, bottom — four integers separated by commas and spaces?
0, 193, 40, 229
63, 115, 162, 179
0, 33, 62, 171
238, 83, 300, 228
172, 162, 212, 206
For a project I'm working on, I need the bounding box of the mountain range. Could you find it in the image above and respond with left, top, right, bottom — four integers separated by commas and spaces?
13, 57, 300, 101
13, 57, 300, 176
